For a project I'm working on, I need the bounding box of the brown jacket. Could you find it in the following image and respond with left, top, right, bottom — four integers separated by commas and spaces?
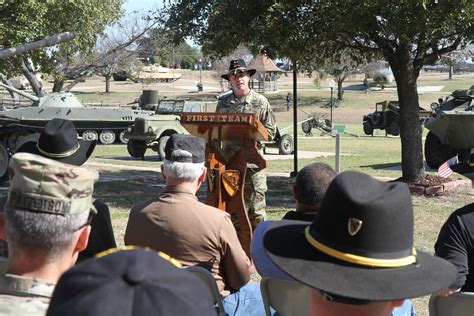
124, 186, 251, 296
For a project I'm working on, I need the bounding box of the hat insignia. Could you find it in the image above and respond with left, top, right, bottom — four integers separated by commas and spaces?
348, 218, 363, 236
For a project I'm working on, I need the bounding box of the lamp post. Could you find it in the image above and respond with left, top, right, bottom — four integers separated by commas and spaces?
329, 79, 335, 126
199, 58, 203, 89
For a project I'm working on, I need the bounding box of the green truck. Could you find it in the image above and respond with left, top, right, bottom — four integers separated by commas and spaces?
124, 99, 216, 160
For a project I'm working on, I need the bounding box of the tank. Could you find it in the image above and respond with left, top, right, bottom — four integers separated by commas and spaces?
0, 32, 76, 182
424, 85, 474, 169
0, 83, 156, 148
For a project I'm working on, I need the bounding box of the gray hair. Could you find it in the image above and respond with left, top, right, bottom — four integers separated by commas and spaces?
4, 208, 90, 261
162, 159, 205, 182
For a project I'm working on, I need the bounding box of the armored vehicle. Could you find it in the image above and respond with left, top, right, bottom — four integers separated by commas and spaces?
363, 100, 432, 136
0, 83, 156, 148
0, 32, 75, 183
125, 99, 217, 160
424, 86, 474, 169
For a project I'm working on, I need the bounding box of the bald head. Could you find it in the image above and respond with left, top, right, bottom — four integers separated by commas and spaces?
294, 163, 336, 208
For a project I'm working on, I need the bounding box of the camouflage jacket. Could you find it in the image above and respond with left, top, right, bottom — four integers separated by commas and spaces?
0, 274, 55, 315
216, 89, 277, 140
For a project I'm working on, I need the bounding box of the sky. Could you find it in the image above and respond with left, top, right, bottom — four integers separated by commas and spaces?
121, 0, 198, 48
123, 0, 162, 15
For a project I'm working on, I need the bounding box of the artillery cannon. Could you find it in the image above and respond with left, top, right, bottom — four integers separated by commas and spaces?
424, 86, 474, 169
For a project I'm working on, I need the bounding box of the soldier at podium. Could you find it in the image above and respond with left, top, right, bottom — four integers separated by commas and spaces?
217, 59, 277, 230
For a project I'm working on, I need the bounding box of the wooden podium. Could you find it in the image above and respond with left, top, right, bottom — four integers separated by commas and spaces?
180, 112, 269, 257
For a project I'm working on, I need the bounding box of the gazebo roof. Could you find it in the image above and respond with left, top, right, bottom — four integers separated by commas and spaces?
248, 54, 282, 72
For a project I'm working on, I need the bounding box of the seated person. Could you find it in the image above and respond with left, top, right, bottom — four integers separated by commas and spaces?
435, 151, 474, 296
262, 171, 455, 316
3, 118, 117, 262
0, 153, 97, 315
124, 134, 264, 316
251, 162, 336, 280
47, 248, 218, 316
283, 162, 336, 221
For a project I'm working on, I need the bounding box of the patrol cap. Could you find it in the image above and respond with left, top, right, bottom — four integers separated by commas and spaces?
5, 153, 99, 216
164, 134, 206, 163
47, 248, 218, 316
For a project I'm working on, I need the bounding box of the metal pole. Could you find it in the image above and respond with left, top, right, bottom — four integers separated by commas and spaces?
291, 63, 298, 177
199, 63, 202, 86
335, 132, 341, 173
330, 87, 333, 125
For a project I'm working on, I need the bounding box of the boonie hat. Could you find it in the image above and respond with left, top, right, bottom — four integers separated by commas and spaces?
164, 134, 205, 163
221, 59, 256, 80
264, 171, 457, 301
5, 152, 98, 215
17, 118, 96, 166
46, 248, 218, 316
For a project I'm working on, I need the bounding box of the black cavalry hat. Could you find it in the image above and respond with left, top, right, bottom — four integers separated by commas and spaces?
164, 134, 206, 163
264, 171, 457, 301
451, 149, 474, 181
17, 118, 96, 166
221, 59, 256, 80
47, 248, 218, 316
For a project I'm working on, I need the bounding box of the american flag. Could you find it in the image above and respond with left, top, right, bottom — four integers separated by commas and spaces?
438, 156, 459, 178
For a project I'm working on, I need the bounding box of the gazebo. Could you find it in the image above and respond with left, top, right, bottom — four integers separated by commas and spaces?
248, 54, 283, 92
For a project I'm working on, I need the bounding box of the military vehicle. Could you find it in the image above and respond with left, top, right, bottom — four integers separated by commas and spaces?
262, 128, 294, 155
0, 83, 156, 148
364, 61, 394, 89
424, 86, 474, 169
0, 32, 75, 183
125, 99, 217, 160
363, 100, 432, 136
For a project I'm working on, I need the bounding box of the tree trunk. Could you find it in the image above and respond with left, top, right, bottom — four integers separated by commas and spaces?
337, 80, 344, 100
448, 65, 453, 80
52, 79, 64, 92
21, 59, 42, 96
390, 50, 425, 182
105, 74, 111, 93
0, 74, 18, 100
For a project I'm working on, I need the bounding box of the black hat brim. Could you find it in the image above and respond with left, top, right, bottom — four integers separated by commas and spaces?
221, 68, 256, 80
264, 220, 457, 301
451, 162, 474, 180
16, 139, 96, 166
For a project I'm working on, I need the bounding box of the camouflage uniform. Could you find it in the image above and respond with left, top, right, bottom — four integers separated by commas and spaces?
0, 153, 98, 315
0, 274, 55, 315
216, 90, 277, 229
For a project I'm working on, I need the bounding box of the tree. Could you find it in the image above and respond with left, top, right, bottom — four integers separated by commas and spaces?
136, 27, 200, 69
60, 13, 158, 93
322, 49, 367, 100
0, 0, 124, 94
161, 0, 474, 182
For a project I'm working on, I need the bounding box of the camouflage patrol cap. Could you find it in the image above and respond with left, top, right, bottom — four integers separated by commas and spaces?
5, 153, 99, 216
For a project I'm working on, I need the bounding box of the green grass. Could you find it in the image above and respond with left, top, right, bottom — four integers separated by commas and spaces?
39, 72, 474, 315
88, 142, 472, 316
